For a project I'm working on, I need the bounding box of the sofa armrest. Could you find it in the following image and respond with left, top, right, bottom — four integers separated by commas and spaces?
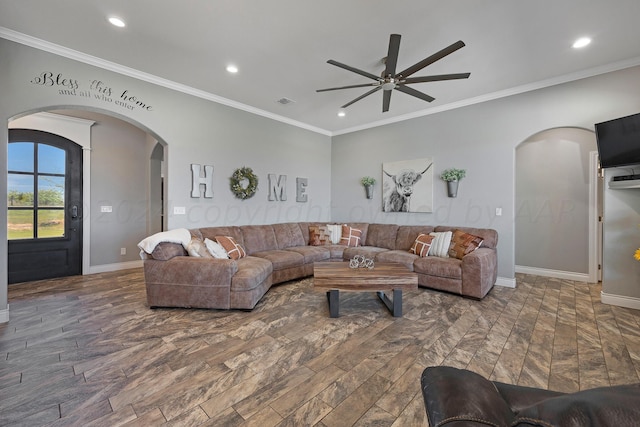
421, 366, 515, 426
461, 247, 497, 299
143, 257, 238, 287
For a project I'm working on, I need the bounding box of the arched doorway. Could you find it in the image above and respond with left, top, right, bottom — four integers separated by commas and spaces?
7, 107, 168, 280
515, 127, 602, 282
7, 129, 83, 283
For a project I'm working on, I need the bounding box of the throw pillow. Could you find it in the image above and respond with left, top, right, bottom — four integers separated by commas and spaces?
340, 224, 362, 247
428, 231, 453, 258
204, 238, 230, 259
327, 224, 342, 244
151, 242, 187, 260
309, 225, 332, 246
410, 233, 434, 257
215, 236, 247, 260
448, 229, 484, 260
186, 237, 213, 258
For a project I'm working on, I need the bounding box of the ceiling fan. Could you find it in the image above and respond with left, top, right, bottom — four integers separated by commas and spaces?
317, 34, 470, 112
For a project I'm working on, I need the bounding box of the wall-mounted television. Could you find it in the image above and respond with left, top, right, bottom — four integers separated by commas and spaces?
595, 112, 640, 169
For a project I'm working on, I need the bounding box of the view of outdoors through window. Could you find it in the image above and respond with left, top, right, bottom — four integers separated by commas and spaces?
7, 141, 66, 239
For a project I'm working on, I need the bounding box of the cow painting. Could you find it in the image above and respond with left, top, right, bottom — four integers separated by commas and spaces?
382, 159, 433, 213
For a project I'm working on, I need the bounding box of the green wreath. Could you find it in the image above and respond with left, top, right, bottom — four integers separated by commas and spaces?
230, 166, 258, 199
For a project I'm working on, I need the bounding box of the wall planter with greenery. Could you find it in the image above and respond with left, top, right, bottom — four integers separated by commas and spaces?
441, 168, 466, 198
361, 176, 376, 199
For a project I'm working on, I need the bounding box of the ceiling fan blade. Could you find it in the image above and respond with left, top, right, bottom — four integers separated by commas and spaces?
327, 59, 380, 81
382, 90, 392, 112
316, 82, 380, 92
341, 86, 382, 109
398, 40, 466, 78
395, 85, 435, 103
384, 34, 401, 77
403, 72, 470, 84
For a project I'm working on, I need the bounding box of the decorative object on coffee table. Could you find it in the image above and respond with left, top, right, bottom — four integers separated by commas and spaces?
360, 176, 376, 199
313, 261, 418, 318
441, 168, 466, 198
230, 166, 258, 199
349, 255, 374, 269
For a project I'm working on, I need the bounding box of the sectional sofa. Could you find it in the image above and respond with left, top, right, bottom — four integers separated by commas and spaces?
140, 222, 498, 310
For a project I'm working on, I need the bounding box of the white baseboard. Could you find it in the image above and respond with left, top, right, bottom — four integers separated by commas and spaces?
88, 260, 143, 274
601, 291, 640, 310
0, 304, 9, 323
495, 276, 516, 288
515, 265, 591, 282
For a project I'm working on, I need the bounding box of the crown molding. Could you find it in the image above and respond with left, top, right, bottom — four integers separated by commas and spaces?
3, 26, 640, 138
0, 27, 332, 137
332, 56, 640, 136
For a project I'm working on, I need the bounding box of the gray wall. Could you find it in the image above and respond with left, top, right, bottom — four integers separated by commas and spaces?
331, 66, 640, 283
515, 128, 597, 275
81, 112, 150, 265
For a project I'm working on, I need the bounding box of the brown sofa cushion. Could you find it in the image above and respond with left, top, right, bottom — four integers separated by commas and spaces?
448, 229, 483, 260
241, 225, 278, 254
186, 237, 213, 258
435, 225, 498, 250
309, 225, 332, 246
340, 224, 362, 247
215, 236, 246, 260
410, 233, 434, 257
151, 242, 187, 260
231, 257, 272, 292
365, 224, 399, 249
273, 223, 306, 249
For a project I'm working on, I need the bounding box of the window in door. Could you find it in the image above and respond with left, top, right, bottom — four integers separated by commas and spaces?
8, 142, 66, 240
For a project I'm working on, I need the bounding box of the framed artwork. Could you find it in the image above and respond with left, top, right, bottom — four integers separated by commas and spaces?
382, 158, 433, 213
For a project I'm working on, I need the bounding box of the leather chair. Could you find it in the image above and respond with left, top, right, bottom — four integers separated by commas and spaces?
420, 366, 640, 426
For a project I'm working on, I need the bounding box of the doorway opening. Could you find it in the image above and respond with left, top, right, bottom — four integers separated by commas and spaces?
515, 127, 603, 282
8, 129, 82, 283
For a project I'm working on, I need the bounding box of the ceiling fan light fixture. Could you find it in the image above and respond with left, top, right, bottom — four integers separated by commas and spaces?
382, 81, 396, 91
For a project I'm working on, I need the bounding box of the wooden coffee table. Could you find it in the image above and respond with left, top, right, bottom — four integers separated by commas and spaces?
313, 262, 418, 318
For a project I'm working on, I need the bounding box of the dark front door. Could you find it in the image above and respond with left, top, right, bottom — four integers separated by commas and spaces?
7, 129, 83, 284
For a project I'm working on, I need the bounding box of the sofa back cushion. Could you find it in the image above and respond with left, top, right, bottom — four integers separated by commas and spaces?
435, 226, 498, 250
365, 224, 399, 249
396, 226, 436, 250
197, 226, 244, 246
272, 223, 305, 249
341, 223, 369, 246
241, 225, 278, 254
151, 242, 187, 260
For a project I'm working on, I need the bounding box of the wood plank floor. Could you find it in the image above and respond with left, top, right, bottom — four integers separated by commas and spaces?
1, 269, 640, 426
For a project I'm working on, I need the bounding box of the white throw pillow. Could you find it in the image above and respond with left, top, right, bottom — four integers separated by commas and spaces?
327, 224, 342, 244
204, 238, 230, 259
429, 231, 453, 258
186, 237, 213, 258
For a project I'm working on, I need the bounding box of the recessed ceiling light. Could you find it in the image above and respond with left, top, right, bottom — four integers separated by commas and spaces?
572, 37, 591, 49
108, 16, 126, 28
226, 65, 239, 74
337, 110, 346, 117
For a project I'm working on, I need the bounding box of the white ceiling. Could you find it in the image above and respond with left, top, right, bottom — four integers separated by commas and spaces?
1, 0, 640, 135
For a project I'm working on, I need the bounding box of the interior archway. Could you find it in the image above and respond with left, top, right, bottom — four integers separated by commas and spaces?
7, 106, 168, 276
515, 127, 602, 282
